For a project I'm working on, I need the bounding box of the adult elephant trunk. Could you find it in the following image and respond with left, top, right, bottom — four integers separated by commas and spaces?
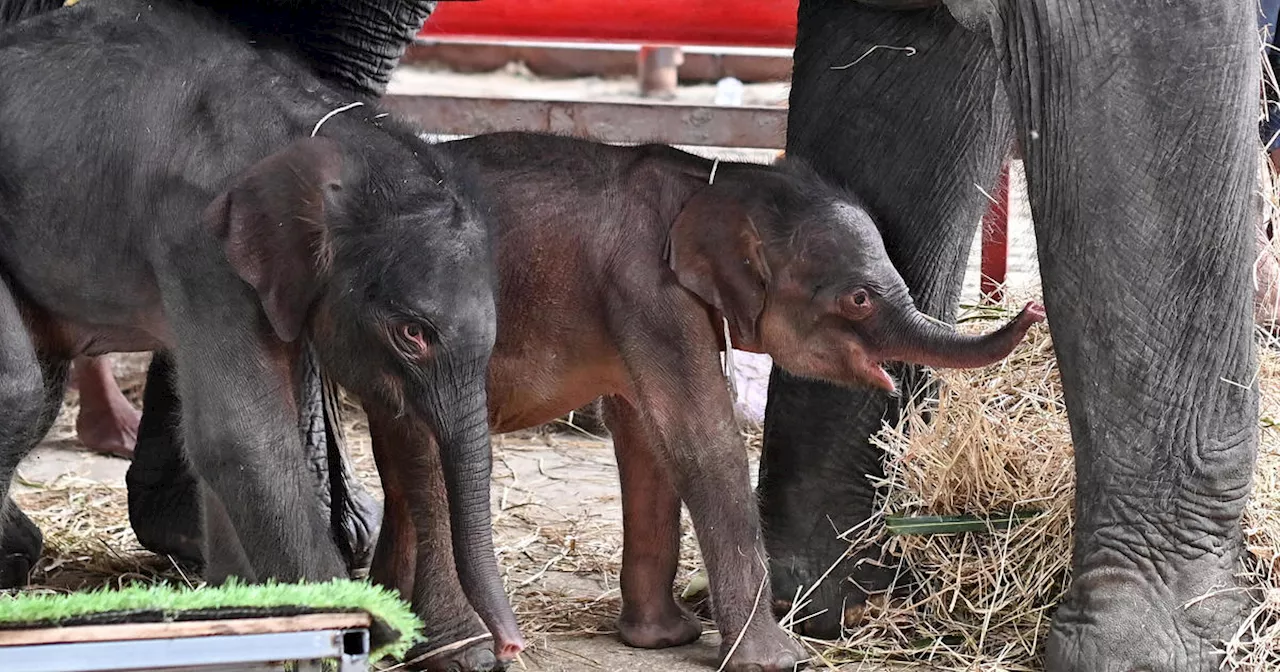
875, 301, 1045, 369
426, 382, 523, 659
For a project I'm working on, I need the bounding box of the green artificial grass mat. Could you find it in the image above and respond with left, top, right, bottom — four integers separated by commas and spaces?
0, 578, 424, 659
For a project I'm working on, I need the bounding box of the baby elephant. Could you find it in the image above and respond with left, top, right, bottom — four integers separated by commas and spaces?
369, 132, 1044, 672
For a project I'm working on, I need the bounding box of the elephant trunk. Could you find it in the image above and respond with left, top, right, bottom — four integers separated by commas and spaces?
875, 301, 1046, 369
431, 385, 524, 661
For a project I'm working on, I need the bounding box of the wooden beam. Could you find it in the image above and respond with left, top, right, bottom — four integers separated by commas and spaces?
383, 95, 788, 149
401, 40, 793, 83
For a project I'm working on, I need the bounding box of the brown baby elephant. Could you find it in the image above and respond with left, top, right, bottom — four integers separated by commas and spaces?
370, 132, 1044, 672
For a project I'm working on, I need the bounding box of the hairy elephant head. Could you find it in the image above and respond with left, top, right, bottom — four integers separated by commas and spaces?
204, 134, 521, 657
667, 160, 1043, 394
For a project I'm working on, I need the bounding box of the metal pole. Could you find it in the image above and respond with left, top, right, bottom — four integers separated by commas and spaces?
637, 45, 682, 98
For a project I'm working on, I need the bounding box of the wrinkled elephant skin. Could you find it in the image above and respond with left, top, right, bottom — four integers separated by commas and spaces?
761, 3, 1259, 672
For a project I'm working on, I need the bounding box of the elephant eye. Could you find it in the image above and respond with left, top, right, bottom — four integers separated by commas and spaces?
395, 322, 429, 356
839, 289, 874, 320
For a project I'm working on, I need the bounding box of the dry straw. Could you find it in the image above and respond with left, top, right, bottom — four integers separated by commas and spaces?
786, 294, 1279, 671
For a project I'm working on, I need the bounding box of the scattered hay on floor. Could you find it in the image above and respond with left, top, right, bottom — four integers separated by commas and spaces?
1227, 325, 1280, 670
803, 298, 1280, 671
12, 477, 191, 595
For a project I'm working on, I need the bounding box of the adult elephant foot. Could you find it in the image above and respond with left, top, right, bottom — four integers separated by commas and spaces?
127, 348, 381, 573
759, 370, 918, 640
0, 498, 42, 588
1046, 553, 1250, 671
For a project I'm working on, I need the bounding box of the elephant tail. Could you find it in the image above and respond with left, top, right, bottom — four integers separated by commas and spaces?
0, 0, 64, 28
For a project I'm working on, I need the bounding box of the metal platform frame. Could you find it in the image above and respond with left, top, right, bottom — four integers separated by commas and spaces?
0, 614, 372, 672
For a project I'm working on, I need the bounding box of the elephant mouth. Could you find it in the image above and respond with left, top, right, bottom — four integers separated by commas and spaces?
866, 363, 896, 392
857, 359, 897, 393
846, 338, 897, 393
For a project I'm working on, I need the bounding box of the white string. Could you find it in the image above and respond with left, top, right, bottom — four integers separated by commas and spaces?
709, 160, 733, 415
722, 316, 738, 413
395, 634, 493, 671
311, 101, 365, 138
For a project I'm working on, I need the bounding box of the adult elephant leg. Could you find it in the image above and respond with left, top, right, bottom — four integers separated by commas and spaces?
128, 346, 380, 573
160, 275, 346, 582
994, 2, 1259, 670
760, 2, 1013, 637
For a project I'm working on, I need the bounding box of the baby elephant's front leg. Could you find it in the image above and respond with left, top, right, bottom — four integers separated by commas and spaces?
365, 409, 498, 672
631, 380, 805, 672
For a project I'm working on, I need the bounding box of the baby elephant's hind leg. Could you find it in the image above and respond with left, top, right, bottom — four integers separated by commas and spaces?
602, 396, 702, 649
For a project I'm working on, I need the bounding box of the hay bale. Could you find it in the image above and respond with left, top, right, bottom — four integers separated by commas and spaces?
810, 299, 1279, 671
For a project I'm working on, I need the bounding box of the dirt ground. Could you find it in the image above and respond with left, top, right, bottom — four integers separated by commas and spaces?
7, 64, 1043, 671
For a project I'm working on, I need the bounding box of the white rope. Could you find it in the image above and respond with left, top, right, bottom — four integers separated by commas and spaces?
722, 316, 738, 414
311, 101, 365, 138
709, 160, 734, 414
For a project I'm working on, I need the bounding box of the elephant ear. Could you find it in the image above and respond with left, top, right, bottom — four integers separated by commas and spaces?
666, 187, 772, 347
204, 137, 345, 343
